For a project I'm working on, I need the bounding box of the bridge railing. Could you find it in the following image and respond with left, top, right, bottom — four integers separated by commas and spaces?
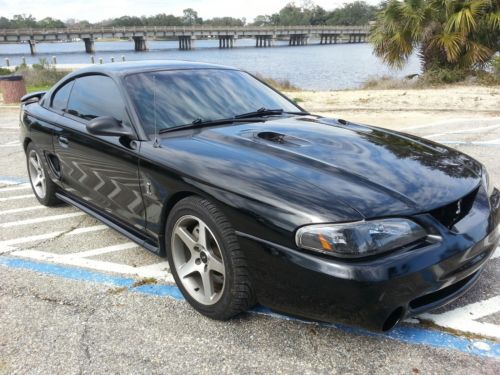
0, 25, 370, 35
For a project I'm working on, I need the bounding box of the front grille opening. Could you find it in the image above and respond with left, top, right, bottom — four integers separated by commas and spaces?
429, 188, 478, 229
409, 272, 477, 310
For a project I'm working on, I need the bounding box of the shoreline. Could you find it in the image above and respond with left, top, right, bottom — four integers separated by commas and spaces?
285, 86, 500, 128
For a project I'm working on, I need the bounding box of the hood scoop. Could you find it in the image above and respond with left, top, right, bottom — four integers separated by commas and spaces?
256, 131, 311, 147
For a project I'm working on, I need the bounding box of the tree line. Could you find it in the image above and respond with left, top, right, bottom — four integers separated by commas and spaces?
0, 1, 377, 29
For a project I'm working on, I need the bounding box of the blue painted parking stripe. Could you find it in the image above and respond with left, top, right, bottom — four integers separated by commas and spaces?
0, 256, 499, 359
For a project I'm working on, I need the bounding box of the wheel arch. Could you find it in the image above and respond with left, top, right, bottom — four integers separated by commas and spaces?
23, 137, 32, 152
158, 190, 198, 255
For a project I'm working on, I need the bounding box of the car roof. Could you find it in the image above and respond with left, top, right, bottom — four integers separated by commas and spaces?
66, 60, 238, 77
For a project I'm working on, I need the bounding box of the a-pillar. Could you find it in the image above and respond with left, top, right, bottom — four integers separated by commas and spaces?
133, 36, 148, 51
28, 39, 36, 55
83, 38, 94, 54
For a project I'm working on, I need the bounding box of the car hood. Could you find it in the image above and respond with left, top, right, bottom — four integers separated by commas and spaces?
160, 116, 482, 220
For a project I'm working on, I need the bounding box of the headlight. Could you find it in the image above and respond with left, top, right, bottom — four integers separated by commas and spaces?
482, 167, 494, 197
296, 219, 427, 258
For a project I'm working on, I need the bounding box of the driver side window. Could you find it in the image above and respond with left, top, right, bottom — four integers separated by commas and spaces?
66, 75, 126, 124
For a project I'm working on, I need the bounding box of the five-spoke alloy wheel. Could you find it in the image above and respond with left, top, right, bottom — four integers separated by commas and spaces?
28, 148, 46, 199
166, 196, 255, 320
171, 215, 226, 305
26, 143, 59, 206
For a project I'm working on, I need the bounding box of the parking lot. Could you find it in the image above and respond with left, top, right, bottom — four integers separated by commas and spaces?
0, 104, 499, 374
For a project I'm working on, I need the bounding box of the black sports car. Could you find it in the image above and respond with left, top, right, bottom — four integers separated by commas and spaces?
20, 61, 499, 331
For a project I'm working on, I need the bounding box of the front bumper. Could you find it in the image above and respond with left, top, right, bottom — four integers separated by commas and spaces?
238, 188, 500, 332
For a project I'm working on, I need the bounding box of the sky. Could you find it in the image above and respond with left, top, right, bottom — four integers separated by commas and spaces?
0, 0, 379, 23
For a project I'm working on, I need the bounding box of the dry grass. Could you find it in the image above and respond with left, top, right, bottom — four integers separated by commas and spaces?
256, 74, 300, 91
132, 277, 158, 287
15, 59, 69, 88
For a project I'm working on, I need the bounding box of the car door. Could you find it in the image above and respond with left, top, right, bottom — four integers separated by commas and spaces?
52, 74, 146, 232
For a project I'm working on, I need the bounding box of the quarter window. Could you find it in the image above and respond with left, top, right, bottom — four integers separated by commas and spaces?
51, 80, 74, 112
66, 75, 125, 122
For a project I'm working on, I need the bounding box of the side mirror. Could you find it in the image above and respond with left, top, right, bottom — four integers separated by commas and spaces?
87, 116, 135, 138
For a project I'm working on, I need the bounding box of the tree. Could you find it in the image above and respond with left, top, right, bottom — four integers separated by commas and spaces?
182, 8, 202, 26
204, 17, 245, 27
370, 0, 500, 71
326, 1, 378, 26
38, 17, 66, 28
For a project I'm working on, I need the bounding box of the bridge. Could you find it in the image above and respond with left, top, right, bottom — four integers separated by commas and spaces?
0, 25, 370, 55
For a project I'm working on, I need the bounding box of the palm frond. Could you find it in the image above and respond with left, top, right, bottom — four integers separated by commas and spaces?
430, 32, 465, 61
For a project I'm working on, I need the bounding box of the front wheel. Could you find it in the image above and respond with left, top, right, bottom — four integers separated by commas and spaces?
166, 196, 255, 320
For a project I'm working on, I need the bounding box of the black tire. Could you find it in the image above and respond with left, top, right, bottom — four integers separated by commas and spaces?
166, 196, 256, 320
26, 142, 60, 206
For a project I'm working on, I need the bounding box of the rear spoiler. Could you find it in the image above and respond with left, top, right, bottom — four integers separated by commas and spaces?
21, 91, 46, 104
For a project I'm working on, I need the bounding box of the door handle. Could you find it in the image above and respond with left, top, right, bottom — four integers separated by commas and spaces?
58, 136, 69, 146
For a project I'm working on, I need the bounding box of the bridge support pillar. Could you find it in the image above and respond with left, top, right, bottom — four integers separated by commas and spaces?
133, 36, 148, 52
289, 34, 307, 46
320, 34, 336, 45
255, 36, 273, 48
219, 36, 234, 49
178, 36, 192, 50
83, 38, 94, 54
28, 39, 36, 55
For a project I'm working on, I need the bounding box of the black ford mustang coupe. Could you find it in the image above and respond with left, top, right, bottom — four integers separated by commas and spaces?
20, 61, 499, 331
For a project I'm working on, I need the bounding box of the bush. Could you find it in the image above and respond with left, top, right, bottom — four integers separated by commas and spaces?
362, 75, 419, 89
419, 68, 468, 85
0, 67, 12, 76
255, 74, 299, 91
15, 58, 68, 88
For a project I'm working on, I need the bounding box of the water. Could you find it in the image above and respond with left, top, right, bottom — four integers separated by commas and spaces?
0, 39, 421, 90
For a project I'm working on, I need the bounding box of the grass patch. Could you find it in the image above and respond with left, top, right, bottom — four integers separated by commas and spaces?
26, 84, 52, 93
132, 277, 157, 287
292, 97, 304, 103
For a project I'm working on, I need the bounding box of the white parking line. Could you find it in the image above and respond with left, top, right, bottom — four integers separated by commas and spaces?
402, 117, 500, 131
0, 224, 109, 253
0, 194, 34, 202
0, 205, 46, 215
0, 184, 31, 192
12, 249, 174, 282
426, 124, 500, 138
491, 246, 500, 260
0, 212, 86, 228
420, 296, 500, 340
0, 225, 110, 254
67, 242, 137, 258
437, 139, 500, 146
0, 142, 21, 148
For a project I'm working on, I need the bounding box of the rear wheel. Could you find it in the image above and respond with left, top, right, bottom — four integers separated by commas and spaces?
166, 196, 255, 320
26, 143, 59, 206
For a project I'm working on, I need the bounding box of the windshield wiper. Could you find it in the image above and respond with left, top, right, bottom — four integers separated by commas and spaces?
234, 107, 310, 119
159, 117, 265, 134
234, 108, 283, 119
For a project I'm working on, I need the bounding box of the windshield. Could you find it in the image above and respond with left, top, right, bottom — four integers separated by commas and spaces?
125, 69, 301, 135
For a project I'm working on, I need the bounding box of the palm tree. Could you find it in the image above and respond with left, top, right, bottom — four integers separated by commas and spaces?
370, 0, 499, 71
